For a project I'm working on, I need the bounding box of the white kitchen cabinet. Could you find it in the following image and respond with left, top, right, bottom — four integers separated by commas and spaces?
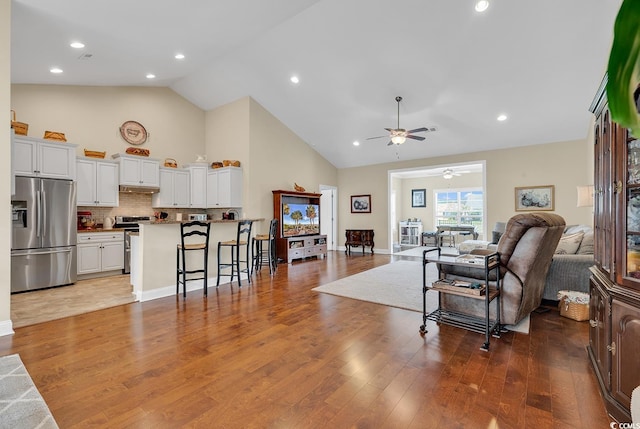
76, 157, 119, 206
207, 166, 243, 208
152, 167, 190, 208
77, 231, 124, 275
112, 153, 160, 188
186, 164, 208, 208
12, 135, 77, 180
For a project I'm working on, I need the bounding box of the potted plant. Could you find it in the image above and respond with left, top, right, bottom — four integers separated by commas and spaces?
607, 0, 640, 137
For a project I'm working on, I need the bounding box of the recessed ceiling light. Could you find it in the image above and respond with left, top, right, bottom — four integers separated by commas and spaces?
175, 53, 185, 60
70, 41, 85, 49
50, 67, 63, 74
290, 75, 299, 84
146, 73, 156, 79
475, 1, 489, 12
497, 114, 507, 121
353, 141, 360, 146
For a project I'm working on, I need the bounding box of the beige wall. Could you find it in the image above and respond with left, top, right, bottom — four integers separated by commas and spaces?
11, 85, 205, 166
1, 0, 11, 334
204, 96, 337, 223
339, 139, 592, 252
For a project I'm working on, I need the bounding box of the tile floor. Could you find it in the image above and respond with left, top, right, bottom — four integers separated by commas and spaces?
10, 275, 135, 328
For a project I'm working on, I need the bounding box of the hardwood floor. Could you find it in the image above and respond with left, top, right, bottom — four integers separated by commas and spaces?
0, 252, 610, 428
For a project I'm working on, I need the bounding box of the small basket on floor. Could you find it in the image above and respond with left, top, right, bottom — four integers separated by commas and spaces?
557, 290, 589, 321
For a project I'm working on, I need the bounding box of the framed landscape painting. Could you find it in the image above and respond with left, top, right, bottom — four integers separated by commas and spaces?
515, 185, 555, 211
351, 194, 371, 213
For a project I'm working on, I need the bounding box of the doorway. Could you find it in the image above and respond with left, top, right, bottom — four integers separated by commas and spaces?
320, 185, 338, 251
388, 161, 486, 254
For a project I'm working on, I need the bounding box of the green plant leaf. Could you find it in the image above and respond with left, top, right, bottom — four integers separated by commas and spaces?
607, 0, 640, 138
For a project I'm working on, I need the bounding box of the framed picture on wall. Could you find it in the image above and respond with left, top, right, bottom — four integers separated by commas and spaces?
412, 189, 426, 208
351, 194, 371, 213
514, 185, 554, 211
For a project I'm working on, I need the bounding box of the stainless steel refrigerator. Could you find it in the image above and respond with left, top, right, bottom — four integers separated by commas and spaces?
11, 176, 77, 293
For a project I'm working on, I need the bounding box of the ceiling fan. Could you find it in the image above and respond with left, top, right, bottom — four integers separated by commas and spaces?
423, 167, 470, 179
442, 168, 463, 179
366, 96, 437, 146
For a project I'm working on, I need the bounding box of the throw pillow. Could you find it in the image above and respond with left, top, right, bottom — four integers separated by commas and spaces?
491, 230, 503, 244
577, 230, 594, 255
555, 232, 584, 255
565, 224, 592, 235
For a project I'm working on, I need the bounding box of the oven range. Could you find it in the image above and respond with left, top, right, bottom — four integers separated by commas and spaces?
114, 216, 152, 274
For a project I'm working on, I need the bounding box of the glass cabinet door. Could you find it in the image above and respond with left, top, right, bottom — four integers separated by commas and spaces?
621, 130, 640, 291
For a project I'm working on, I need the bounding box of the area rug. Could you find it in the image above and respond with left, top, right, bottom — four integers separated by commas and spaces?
312, 260, 529, 334
0, 354, 58, 428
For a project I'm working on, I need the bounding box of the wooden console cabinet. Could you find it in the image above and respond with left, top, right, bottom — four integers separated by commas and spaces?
273, 190, 325, 264
283, 235, 327, 263
345, 229, 374, 254
587, 76, 640, 422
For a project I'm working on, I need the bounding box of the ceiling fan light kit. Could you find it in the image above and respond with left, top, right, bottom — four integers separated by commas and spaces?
391, 135, 406, 145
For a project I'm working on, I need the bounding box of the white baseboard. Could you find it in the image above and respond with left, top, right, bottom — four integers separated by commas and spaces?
0, 320, 14, 337
337, 246, 390, 254
138, 274, 251, 302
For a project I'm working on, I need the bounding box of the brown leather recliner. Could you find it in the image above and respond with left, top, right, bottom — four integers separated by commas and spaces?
439, 212, 566, 325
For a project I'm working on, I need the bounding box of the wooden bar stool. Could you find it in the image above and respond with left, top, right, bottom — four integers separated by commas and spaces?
252, 219, 278, 275
217, 220, 253, 287
176, 220, 211, 298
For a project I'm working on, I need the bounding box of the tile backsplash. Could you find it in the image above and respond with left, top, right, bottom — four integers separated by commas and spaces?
78, 193, 239, 226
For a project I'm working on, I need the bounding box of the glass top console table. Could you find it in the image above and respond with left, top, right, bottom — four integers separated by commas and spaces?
421, 247, 501, 351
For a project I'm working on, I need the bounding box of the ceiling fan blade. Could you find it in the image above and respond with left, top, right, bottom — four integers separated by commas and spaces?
406, 135, 426, 141
365, 135, 387, 140
408, 126, 438, 134
407, 127, 429, 133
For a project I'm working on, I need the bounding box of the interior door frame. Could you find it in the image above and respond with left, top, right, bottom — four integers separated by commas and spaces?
387, 161, 486, 253
320, 185, 338, 251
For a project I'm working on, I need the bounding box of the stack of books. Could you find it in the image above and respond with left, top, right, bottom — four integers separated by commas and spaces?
432, 279, 486, 296
455, 254, 486, 265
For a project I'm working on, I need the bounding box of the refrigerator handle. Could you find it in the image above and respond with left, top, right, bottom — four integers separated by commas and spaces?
12, 248, 73, 257
40, 189, 47, 238
36, 190, 42, 238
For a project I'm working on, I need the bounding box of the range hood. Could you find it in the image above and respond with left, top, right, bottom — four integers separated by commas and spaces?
119, 185, 160, 194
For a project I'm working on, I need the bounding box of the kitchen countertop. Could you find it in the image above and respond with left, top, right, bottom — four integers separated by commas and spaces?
78, 228, 126, 233
148, 218, 265, 225
78, 219, 265, 232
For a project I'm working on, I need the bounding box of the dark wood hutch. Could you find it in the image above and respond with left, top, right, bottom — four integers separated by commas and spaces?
588, 75, 640, 422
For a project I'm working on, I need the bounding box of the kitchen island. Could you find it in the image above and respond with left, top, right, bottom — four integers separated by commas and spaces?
131, 219, 265, 301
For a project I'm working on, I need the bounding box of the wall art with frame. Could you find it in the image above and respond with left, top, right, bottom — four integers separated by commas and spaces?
412, 189, 426, 208
514, 185, 554, 211
351, 194, 371, 213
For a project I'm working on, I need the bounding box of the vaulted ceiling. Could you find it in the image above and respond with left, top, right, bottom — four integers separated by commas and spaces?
11, 0, 622, 168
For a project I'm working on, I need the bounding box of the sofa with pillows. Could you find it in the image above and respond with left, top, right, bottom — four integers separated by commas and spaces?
543, 224, 594, 300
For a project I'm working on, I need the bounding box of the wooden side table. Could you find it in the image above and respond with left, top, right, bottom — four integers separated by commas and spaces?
345, 229, 374, 254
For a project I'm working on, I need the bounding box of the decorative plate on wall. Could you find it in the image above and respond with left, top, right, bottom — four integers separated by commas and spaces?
119, 120, 148, 145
